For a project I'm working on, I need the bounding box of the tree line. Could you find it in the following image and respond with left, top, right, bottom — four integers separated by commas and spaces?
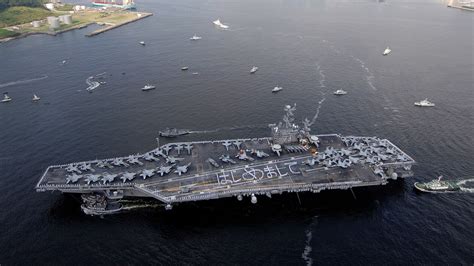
0, 0, 46, 10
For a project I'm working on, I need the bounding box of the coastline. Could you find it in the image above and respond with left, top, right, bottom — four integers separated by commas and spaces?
0, 11, 153, 43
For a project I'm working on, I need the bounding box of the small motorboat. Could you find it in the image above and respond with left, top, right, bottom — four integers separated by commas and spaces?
383, 47, 391, 55
213, 19, 229, 29
272, 86, 283, 93
414, 98, 435, 107
32, 94, 41, 101
141, 84, 156, 91
192, 72, 199, 75
1, 93, 12, 103
139, 41, 146, 45
181, 67, 189, 71
190, 35, 202, 40
414, 176, 460, 193
250, 66, 258, 74
334, 89, 347, 95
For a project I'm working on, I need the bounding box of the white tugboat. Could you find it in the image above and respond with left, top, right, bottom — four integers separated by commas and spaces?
250, 66, 258, 74
334, 89, 347, 95
181, 66, 189, 71
139, 41, 145, 45
414, 176, 460, 193
141, 84, 156, 91
272, 86, 283, 93
32, 94, 41, 101
414, 98, 435, 107
1, 93, 12, 103
383, 47, 391, 56
190, 35, 202, 40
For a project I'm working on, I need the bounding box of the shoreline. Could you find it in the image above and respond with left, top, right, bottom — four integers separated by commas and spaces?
0, 11, 153, 43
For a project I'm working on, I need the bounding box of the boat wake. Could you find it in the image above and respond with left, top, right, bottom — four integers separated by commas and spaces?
457, 178, 474, 193
315, 62, 326, 88
85, 76, 101, 92
350, 55, 377, 91
308, 97, 326, 126
189, 124, 268, 134
301, 216, 318, 266
0, 75, 48, 88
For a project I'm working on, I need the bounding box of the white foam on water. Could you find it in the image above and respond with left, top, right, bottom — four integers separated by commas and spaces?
0, 75, 48, 89
301, 230, 313, 266
309, 97, 326, 126
301, 216, 318, 266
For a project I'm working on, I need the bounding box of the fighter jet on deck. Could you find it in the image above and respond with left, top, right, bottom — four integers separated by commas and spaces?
66, 173, 82, 184
96, 160, 113, 169
85, 174, 101, 185
140, 169, 155, 179
174, 163, 191, 176
162, 145, 172, 155
120, 172, 136, 183
185, 144, 193, 155
166, 156, 184, 164
219, 154, 236, 164
66, 165, 82, 174
153, 149, 166, 158
79, 163, 94, 172
112, 158, 129, 167
222, 140, 232, 151
233, 140, 242, 149
127, 155, 143, 165
101, 173, 118, 184
175, 144, 184, 155
157, 165, 174, 176
252, 150, 269, 158
143, 153, 159, 162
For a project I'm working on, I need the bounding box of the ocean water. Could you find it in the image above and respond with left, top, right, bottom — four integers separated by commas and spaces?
0, 0, 473, 264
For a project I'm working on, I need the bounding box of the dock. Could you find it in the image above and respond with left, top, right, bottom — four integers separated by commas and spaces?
86, 12, 153, 37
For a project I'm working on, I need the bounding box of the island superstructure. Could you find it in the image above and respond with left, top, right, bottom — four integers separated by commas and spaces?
36, 105, 416, 215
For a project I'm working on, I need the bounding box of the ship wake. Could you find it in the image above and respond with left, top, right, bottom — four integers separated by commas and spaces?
0, 75, 48, 88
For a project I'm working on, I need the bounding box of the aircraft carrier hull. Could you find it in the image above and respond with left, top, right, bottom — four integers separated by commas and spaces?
36, 134, 415, 213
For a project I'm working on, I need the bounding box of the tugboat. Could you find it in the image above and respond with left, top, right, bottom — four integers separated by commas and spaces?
333, 89, 347, 95
1, 93, 12, 103
414, 176, 460, 193
181, 66, 189, 71
141, 84, 156, 91
250, 66, 258, 74
414, 98, 435, 107
383, 47, 391, 56
139, 41, 146, 46
159, 128, 191, 137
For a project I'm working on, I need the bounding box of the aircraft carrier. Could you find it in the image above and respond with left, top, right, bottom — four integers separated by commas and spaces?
36, 105, 416, 215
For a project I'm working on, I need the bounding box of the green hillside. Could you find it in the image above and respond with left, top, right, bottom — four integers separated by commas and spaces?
0, 6, 52, 27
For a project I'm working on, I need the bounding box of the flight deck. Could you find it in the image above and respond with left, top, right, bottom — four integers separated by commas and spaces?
36, 105, 415, 215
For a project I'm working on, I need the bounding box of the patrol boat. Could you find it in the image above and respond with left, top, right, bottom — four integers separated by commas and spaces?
334, 89, 347, 95
141, 84, 156, 91
414, 176, 460, 193
414, 98, 435, 107
36, 104, 416, 215
190, 35, 202, 40
1, 93, 12, 103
